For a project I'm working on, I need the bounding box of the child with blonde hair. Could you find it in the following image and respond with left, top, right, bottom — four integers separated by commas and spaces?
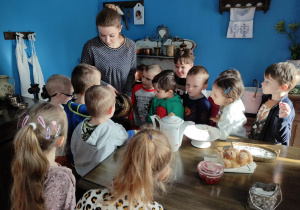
43, 74, 74, 106
64, 63, 101, 164
250, 62, 300, 145
11, 103, 75, 210
76, 128, 173, 209
71, 85, 137, 176
210, 70, 247, 140
130, 64, 162, 127
184, 65, 211, 124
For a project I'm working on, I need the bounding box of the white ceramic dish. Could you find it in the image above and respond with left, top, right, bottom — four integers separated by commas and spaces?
185, 125, 221, 148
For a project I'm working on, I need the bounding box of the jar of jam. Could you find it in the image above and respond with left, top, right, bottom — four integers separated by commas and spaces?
197, 161, 224, 184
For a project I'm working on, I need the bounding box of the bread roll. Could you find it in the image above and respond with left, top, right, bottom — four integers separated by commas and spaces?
222, 148, 253, 168
223, 148, 239, 160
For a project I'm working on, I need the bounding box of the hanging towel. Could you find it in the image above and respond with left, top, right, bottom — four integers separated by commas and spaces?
28, 33, 45, 100
15, 33, 32, 98
227, 7, 256, 38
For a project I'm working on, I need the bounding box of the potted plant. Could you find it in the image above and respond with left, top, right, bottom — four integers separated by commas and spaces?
275, 20, 300, 60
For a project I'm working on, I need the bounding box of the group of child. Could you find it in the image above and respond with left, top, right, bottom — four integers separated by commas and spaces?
132, 49, 299, 146
9, 47, 300, 209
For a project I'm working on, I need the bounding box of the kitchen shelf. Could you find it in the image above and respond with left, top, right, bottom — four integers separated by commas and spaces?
137, 55, 174, 59
219, 0, 271, 14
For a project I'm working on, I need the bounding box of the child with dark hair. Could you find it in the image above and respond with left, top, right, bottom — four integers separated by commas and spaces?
148, 70, 184, 122
130, 64, 162, 127
184, 65, 211, 124
134, 63, 147, 85
250, 62, 300, 145
173, 48, 195, 98
71, 85, 136, 176
210, 70, 247, 140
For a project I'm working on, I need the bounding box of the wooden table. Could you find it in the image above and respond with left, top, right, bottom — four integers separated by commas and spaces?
78, 136, 300, 210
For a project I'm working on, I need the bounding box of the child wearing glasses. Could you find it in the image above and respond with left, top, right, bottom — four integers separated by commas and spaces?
64, 64, 101, 167
210, 70, 247, 140
44, 74, 74, 107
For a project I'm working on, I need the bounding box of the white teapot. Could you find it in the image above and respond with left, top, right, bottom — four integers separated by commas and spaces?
150, 115, 194, 152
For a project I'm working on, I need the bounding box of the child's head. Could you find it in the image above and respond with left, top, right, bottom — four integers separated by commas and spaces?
45, 74, 74, 105
141, 64, 162, 90
135, 64, 146, 81
211, 70, 244, 107
219, 69, 242, 80
110, 128, 172, 207
85, 85, 116, 119
262, 62, 300, 95
152, 70, 176, 99
174, 48, 194, 78
186, 65, 209, 99
71, 64, 101, 95
11, 102, 67, 210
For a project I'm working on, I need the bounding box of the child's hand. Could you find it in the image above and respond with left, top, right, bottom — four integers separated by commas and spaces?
279, 102, 291, 118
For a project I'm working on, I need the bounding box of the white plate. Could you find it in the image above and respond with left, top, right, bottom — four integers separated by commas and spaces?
185, 124, 221, 142
191, 140, 212, 148
185, 125, 221, 148
204, 156, 257, 174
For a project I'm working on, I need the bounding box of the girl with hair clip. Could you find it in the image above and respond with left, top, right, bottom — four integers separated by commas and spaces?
10, 102, 76, 210
210, 71, 247, 140
76, 128, 173, 209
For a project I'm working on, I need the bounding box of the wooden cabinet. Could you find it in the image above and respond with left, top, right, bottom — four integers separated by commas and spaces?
288, 94, 300, 147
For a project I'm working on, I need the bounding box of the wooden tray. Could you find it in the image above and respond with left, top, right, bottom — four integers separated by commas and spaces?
229, 142, 280, 162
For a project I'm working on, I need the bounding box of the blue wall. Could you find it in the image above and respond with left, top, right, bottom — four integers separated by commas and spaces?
0, 0, 299, 94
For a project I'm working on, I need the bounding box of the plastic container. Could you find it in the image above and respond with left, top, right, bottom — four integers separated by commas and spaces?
197, 161, 224, 184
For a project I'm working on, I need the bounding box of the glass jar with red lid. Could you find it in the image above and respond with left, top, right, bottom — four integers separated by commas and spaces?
197, 161, 224, 184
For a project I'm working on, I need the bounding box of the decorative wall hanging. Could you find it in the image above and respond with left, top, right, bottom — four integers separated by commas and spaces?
134, 3, 144, 25
227, 7, 256, 38
103, 1, 144, 29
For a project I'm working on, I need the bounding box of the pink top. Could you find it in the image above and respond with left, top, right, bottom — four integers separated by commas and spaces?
43, 165, 76, 210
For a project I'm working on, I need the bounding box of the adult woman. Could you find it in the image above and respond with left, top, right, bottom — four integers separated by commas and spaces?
81, 5, 136, 97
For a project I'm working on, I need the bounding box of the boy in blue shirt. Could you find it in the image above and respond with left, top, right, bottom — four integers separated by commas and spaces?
64, 63, 101, 161
250, 62, 300, 145
183, 66, 211, 124
148, 70, 184, 122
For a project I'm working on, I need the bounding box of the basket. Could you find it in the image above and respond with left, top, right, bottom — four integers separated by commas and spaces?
247, 182, 281, 210
231, 142, 280, 163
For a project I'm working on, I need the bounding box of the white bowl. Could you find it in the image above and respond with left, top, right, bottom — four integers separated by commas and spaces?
184, 124, 221, 148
